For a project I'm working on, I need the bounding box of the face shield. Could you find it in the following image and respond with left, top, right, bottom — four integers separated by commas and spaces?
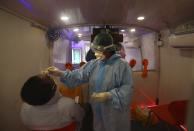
94, 50, 105, 60
92, 32, 116, 60
91, 44, 116, 60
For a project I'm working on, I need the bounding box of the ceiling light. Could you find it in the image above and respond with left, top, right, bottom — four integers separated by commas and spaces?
78, 34, 82, 37
137, 16, 145, 21
73, 28, 79, 32
121, 29, 125, 32
61, 16, 69, 21
130, 28, 136, 32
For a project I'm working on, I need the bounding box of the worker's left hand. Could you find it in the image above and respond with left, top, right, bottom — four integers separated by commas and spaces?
92, 92, 113, 103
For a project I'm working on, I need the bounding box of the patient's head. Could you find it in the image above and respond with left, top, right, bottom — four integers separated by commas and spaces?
21, 74, 57, 106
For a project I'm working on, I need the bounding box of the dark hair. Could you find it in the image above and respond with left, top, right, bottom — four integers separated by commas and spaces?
115, 42, 124, 51
21, 74, 56, 106
109, 51, 116, 55
86, 49, 96, 62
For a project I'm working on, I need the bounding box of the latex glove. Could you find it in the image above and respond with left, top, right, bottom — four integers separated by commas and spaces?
92, 92, 113, 103
47, 66, 65, 77
41, 70, 49, 75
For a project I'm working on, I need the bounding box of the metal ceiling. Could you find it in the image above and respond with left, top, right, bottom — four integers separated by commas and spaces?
0, 0, 194, 31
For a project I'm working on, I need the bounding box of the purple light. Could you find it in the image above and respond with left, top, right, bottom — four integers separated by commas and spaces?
19, 0, 32, 9
68, 31, 74, 40
72, 41, 84, 48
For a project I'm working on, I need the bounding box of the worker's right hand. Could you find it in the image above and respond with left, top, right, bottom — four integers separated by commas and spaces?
92, 92, 113, 103
47, 66, 65, 77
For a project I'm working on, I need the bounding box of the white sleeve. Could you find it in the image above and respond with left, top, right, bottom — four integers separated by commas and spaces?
70, 103, 85, 122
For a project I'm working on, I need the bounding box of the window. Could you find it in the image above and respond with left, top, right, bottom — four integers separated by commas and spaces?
72, 48, 81, 64
125, 47, 143, 71
141, 33, 156, 70
124, 33, 156, 71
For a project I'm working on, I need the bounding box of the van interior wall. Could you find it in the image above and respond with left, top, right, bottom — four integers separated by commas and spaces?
186, 78, 194, 130
0, 9, 49, 131
124, 33, 159, 106
183, 52, 194, 129
159, 30, 194, 104
132, 72, 159, 105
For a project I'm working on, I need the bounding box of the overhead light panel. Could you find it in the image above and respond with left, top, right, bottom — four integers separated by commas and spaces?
137, 16, 145, 21
61, 16, 69, 21
78, 33, 82, 37
121, 29, 125, 32
73, 28, 79, 32
130, 28, 136, 32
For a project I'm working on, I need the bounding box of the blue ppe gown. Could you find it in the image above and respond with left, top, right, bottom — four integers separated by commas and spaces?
60, 54, 134, 131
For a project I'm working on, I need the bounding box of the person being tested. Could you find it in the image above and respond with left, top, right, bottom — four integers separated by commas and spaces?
20, 74, 84, 131
47, 32, 134, 131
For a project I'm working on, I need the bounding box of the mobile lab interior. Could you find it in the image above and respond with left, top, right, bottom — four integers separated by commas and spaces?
0, 0, 194, 131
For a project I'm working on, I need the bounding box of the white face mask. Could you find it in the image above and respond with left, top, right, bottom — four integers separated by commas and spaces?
95, 51, 105, 60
